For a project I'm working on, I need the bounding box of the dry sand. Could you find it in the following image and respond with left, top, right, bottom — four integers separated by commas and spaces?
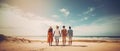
0, 41, 120, 51
0, 35, 120, 51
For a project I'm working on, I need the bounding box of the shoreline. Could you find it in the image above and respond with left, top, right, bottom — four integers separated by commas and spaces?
1, 36, 120, 43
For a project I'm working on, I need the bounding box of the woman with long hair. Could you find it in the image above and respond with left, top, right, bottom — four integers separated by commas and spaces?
47, 26, 53, 46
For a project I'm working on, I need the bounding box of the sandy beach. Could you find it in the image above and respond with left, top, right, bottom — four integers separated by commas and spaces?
0, 38, 120, 51
1, 0, 120, 51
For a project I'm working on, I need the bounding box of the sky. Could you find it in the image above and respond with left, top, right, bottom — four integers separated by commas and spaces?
0, 0, 120, 36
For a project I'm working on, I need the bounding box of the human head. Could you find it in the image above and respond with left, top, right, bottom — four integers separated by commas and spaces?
63, 26, 65, 28
49, 26, 52, 29
49, 26, 53, 32
56, 25, 59, 29
69, 26, 71, 29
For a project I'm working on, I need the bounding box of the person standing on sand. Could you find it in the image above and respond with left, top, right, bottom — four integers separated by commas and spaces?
61, 26, 67, 46
68, 26, 73, 45
54, 26, 61, 46
47, 26, 53, 46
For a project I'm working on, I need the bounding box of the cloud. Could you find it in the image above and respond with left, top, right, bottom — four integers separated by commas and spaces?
51, 15, 59, 18
79, 17, 89, 22
92, 16, 120, 26
84, 17, 88, 20
69, 20, 75, 23
0, 3, 63, 36
73, 16, 120, 36
60, 8, 66, 12
77, 7, 95, 22
77, 7, 95, 17
83, 7, 95, 15
91, 14, 95, 16
60, 8, 70, 17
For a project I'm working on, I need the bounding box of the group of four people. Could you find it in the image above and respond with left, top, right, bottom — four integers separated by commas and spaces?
47, 25, 73, 46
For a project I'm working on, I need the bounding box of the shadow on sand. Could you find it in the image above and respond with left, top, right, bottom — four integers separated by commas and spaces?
50, 45, 87, 47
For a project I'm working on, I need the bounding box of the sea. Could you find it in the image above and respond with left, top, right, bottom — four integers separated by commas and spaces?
17, 36, 120, 41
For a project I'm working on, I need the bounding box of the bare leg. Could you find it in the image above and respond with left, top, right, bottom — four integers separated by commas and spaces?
57, 40, 59, 46
55, 39, 57, 46
70, 37, 72, 45
68, 41, 70, 45
62, 37, 64, 45
63, 37, 66, 46
68, 37, 72, 45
